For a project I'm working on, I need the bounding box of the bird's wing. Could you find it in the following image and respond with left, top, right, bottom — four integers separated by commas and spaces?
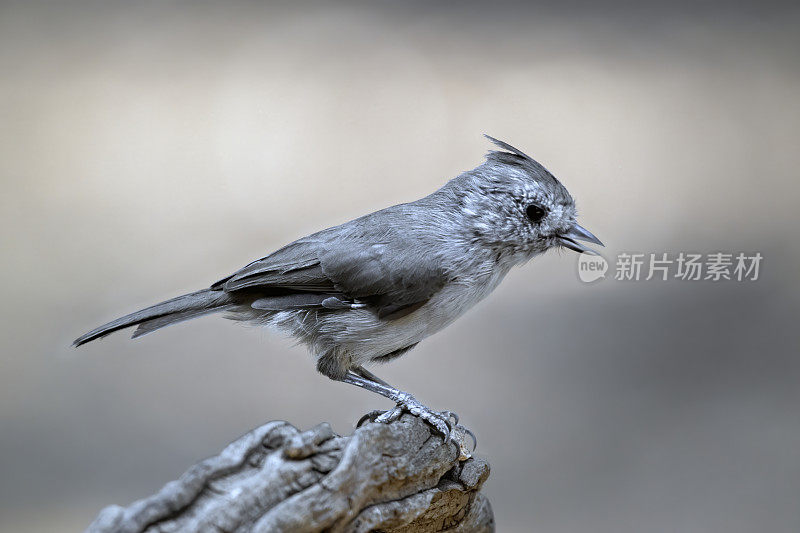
213, 238, 336, 292
217, 206, 449, 320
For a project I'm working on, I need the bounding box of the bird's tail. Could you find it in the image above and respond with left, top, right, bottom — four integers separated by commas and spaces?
73, 288, 233, 347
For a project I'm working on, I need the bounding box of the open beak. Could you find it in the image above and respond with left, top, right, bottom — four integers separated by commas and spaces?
558, 223, 604, 255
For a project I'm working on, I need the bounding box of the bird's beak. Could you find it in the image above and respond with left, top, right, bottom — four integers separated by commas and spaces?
558, 223, 604, 255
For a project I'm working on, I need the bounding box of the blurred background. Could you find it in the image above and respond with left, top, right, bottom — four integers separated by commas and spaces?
1, 1, 799, 531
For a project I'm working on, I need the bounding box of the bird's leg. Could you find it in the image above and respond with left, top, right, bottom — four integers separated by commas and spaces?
351, 366, 411, 425
341, 369, 473, 452
352, 365, 461, 425
341, 370, 451, 436
351, 365, 392, 388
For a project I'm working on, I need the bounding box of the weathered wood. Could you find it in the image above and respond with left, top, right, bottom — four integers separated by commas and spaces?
87, 414, 494, 532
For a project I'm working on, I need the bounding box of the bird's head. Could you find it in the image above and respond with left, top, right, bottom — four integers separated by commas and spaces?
443, 135, 603, 266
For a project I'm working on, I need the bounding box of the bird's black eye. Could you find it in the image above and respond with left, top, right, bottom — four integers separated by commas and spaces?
526, 204, 547, 223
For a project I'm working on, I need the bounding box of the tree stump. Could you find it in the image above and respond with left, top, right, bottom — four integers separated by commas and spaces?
87, 413, 494, 532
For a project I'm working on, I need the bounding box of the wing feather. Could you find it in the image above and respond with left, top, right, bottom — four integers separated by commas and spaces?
216, 205, 449, 318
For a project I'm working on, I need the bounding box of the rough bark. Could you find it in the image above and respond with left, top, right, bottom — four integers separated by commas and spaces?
87, 414, 494, 532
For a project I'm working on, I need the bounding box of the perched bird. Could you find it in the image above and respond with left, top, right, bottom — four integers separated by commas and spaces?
74, 136, 602, 446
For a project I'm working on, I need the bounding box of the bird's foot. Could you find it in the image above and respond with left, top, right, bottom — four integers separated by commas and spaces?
356, 393, 476, 459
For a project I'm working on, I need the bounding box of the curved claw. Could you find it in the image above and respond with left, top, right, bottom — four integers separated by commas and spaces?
356, 409, 385, 428
463, 426, 478, 452
440, 410, 459, 427
357, 398, 471, 456
356, 413, 372, 428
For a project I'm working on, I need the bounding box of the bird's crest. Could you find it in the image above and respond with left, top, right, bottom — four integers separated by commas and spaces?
482, 134, 559, 188
483, 134, 534, 161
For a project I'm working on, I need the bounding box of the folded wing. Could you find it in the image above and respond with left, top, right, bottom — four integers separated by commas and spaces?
217, 206, 448, 320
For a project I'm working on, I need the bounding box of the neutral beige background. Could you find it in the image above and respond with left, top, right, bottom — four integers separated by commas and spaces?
2, 1, 799, 531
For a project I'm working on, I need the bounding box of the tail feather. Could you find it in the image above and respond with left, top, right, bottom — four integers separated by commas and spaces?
131, 306, 226, 339
73, 289, 232, 347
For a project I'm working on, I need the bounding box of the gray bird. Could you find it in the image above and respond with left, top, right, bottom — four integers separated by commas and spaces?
74, 135, 602, 446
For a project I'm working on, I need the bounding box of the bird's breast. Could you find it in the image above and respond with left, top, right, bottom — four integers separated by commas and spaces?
337, 264, 509, 363
418, 266, 508, 334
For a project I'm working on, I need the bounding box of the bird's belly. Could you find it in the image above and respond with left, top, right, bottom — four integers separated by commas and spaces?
341, 270, 507, 363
